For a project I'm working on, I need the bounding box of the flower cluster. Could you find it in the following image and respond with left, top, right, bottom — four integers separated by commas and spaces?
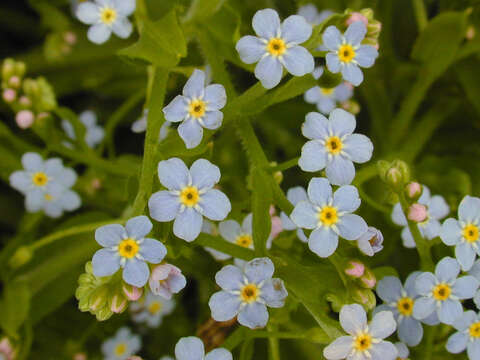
62, 110, 105, 148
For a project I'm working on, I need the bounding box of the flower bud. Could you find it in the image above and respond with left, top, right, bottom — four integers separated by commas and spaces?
408, 203, 427, 223
351, 287, 376, 310
149, 264, 186, 299
123, 284, 143, 301
2, 89, 16, 103
9, 246, 33, 268
359, 268, 376, 289
8, 76, 21, 89
270, 215, 283, 240
64, 31, 77, 45
89, 287, 109, 312
0, 337, 15, 360
466, 25, 475, 40
357, 226, 384, 256
346, 12, 368, 26
110, 294, 127, 313
381, 160, 410, 191
344, 260, 365, 278
18, 95, 31, 107
405, 181, 422, 200
73, 353, 87, 360
16, 110, 34, 129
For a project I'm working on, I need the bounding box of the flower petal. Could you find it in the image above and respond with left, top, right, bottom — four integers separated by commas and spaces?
453, 275, 479, 299
376, 276, 403, 303
438, 299, 463, 325
344, 21, 366, 45
140, 238, 167, 264
322, 26, 342, 51
446, 332, 469, 354
369, 311, 396, 339
173, 207, 203, 242
307, 177, 332, 206
238, 302, 269, 329
87, 23, 112, 44
178, 118, 203, 149
369, 341, 398, 360
440, 218, 462, 246
415, 272, 436, 295
9, 171, 31, 193
236, 36, 266, 64
308, 227, 338, 257
290, 201, 318, 229
148, 191, 180, 222
204, 84, 227, 110
190, 159, 220, 189
111, 17, 133, 38
163, 95, 188, 123
95, 224, 125, 247
282, 46, 314, 76
326, 156, 355, 186
76, 2, 99, 24
343, 134, 373, 164
413, 296, 435, 320
326, 53, 341, 73
92, 248, 121, 277
261, 278, 288, 307
337, 214, 367, 240
205, 349, 232, 360
245, 257, 274, 283
242, 213, 253, 233
22, 152, 43, 171
341, 63, 363, 86
255, 55, 283, 89
175, 337, 204, 360
123, 258, 150, 287
455, 242, 476, 271
355, 45, 378, 68
435, 257, 460, 283
281, 15, 312, 44
339, 303, 367, 335
157, 157, 190, 190
114, 0, 135, 16
323, 336, 353, 360
398, 317, 423, 346
125, 215, 152, 239
252, 8, 280, 39
219, 220, 242, 242
298, 140, 327, 172
333, 185, 360, 212
467, 339, 480, 360
287, 187, 308, 205
183, 69, 205, 99
209, 291, 241, 321
200, 189, 231, 221
459, 195, 480, 222
215, 265, 243, 290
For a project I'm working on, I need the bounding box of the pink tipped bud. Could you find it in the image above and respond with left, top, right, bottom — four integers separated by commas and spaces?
359, 269, 376, 289
110, 295, 127, 313
345, 260, 365, 278
73, 353, 87, 360
346, 12, 369, 26
466, 26, 475, 40
16, 110, 34, 129
122, 284, 143, 301
269, 216, 283, 240
18, 95, 31, 107
0, 338, 14, 360
91, 178, 102, 190
269, 205, 276, 216
64, 31, 77, 45
408, 203, 427, 223
2, 89, 16, 103
406, 182, 422, 200
8, 76, 21, 88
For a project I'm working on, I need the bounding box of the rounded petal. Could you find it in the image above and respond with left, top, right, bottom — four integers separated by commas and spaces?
412, 296, 435, 320
322, 26, 342, 51
317, 97, 336, 115
173, 207, 203, 242
355, 45, 378, 68
205, 349, 232, 360
175, 337, 205, 360
22, 152, 43, 171
455, 242, 476, 271
453, 275, 479, 299
237, 302, 269, 329
87, 23, 112, 44
369, 341, 397, 360
405, 271, 421, 296
376, 276, 402, 303
326, 53, 341, 73
339, 303, 367, 335
9, 171, 31, 193
95, 223, 124, 247
219, 220, 242, 242
282, 46, 314, 76
200, 189, 231, 221
201, 111, 223, 130
440, 218, 462, 246
261, 278, 288, 307
415, 272, 436, 295
132, 118, 147, 133
242, 213, 253, 233
252, 8, 280, 39
341, 63, 363, 86
148, 191, 181, 222
459, 195, 480, 222
453, 310, 477, 331
429, 195, 450, 220
392, 203, 407, 226
76, 2, 99, 24
298, 140, 327, 172
333, 185, 360, 212
183, 69, 205, 99
435, 257, 460, 283
302, 112, 329, 139
287, 187, 308, 205
308, 227, 338, 257
307, 177, 331, 206
280, 212, 296, 231
236, 36, 266, 64
326, 156, 355, 186
470, 260, 480, 281
337, 214, 367, 240
114, 0, 135, 16
290, 201, 318, 229
163, 95, 188, 123
467, 340, 480, 360
209, 291, 241, 321
123, 258, 150, 287
126, 215, 152, 239
112, 17, 133, 38
204, 84, 227, 110
438, 299, 463, 325
369, 311, 396, 339
215, 265, 243, 290
255, 55, 283, 89
398, 317, 423, 346
245, 257, 274, 283
25, 190, 44, 212
446, 332, 469, 354
190, 159, 220, 189
92, 248, 121, 277
178, 118, 203, 149
304, 86, 321, 104
343, 134, 373, 164
281, 15, 312, 44
323, 336, 353, 360
140, 238, 167, 264
344, 21, 366, 45
60, 190, 81, 211
157, 157, 190, 190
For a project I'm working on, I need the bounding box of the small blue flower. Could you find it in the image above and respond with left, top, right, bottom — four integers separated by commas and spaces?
209, 257, 287, 329
297, 4, 333, 26
394, 342, 409, 360
356, 226, 383, 256
148, 158, 231, 242
131, 109, 171, 141
130, 291, 175, 328
304, 67, 353, 115
76, 0, 135, 44
298, 109, 373, 185
446, 310, 480, 360
174, 336, 232, 360
92, 216, 167, 287
392, 185, 449, 248
441, 195, 480, 271
162, 69, 227, 149
290, 177, 368, 258
236, 8, 314, 89
469, 260, 480, 309
323, 304, 397, 360
62, 110, 105, 148
413, 257, 479, 325
280, 187, 308, 242
101, 327, 141, 360
322, 21, 378, 86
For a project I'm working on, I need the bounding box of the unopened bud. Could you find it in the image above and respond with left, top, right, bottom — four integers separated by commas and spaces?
408, 203, 427, 223
89, 287, 109, 311
18, 95, 31, 107
466, 25, 475, 40
405, 182, 422, 200
345, 260, 365, 278
359, 268, 376, 289
110, 294, 127, 313
2, 89, 16, 103
122, 284, 143, 301
8, 76, 21, 89
16, 110, 34, 129
73, 353, 87, 360
64, 31, 77, 45
352, 287, 376, 310
9, 246, 33, 268
346, 12, 368, 26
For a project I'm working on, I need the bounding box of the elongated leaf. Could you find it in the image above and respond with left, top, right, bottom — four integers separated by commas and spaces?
0, 280, 30, 337
251, 168, 273, 256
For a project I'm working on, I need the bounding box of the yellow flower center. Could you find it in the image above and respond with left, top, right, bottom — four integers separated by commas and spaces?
148, 301, 163, 315
100, 7, 117, 25
432, 283, 451, 301
236, 234, 253, 248
318, 206, 338, 226
240, 284, 260, 303
353, 333, 372, 352
180, 186, 200, 207
114, 343, 127, 356
397, 297, 414, 316
267, 38, 287, 56
32, 172, 48, 186
338, 44, 356, 63
44, 194, 54, 201
325, 136, 343, 155
469, 321, 480, 338
320, 87, 335, 96
188, 99, 206, 118
118, 238, 139, 259
463, 224, 479, 243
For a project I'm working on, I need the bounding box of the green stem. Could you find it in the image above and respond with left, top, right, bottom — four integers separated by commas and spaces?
329, 253, 348, 288
358, 187, 390, 214
267, 157, 299, 173
267, 324, 281, 360
412, 0, 428, 31
423, 324, 437, 360
195, 234, 256, 261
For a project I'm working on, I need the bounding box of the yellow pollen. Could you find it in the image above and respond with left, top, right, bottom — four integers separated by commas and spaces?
180, 186, 200, 207
353, 333, 372, 352
114, 343, 127, 356
188, 99, 206, 118
469, 321, 480, 338
148, 301, 162, 315
463, 224, 479, 243
118, 238, 139, 259
44, 194, 53, 201
338, 44, 356, 63
240, 284, 260, 303
318, 206, 338, 226
325, 136, 343, 155
32, 172, 48, 186
236, 234, 253, 248
320, 87, 335, 96
397, 297, 414, 316
432, 283, 451, 301
267, 38, 286, 56
100, 7, 117, 25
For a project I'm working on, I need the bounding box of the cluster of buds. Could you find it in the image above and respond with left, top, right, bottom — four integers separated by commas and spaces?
344, 8, 382, 49
403, 181, 428, 223
378, 159, 410, 192
44, 31, 78, 61
344, 259, 377, 289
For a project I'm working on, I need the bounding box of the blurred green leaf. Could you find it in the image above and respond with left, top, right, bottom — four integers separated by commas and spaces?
0, 280, 30, 338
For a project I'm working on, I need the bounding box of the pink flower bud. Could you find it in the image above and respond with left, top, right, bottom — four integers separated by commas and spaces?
269, 205, 276, 216
8, 76, 20, 88
110, 295, 127, 313
345, 260, 365, 278
0, 338, 14, 360
359, 269, 376, 289
16, 110, 34, 129
64, 31, 77, 45
91, 178, 102, 190
2, 89, 16, 103
406, 182, 422, 199
408, 203, 427, 223
149, 263, 186, 299
466, 26, 475, 40
18, 95, 31, 107
346, 12, 369, 26
122, 284, 143, 301
269, 215, 283, 240
73, 353, 87, 360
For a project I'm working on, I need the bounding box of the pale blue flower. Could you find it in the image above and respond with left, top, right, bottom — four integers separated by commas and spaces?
130, 291, 175, 328
392, 186, 449, 248
394, 342, 409, 360
441, 195, 480, 271
304, 67, 353, 115
280, 187, 308, 242
468, 260, 480, 309
209, 257, 287, 329
236, 8, 314, 89
446, 310, 480, 360
413, 257, 479, 325
290, 177, 367, 258
298, 109, 373, 185
62, 110, 105, 148
76, 0, 135, 44
41, 188, 81, 218
92, 216, 167, 287
148, 158, 231, 242
132, 109, 171, 142
356, 226, 383, 256
162, 70, 226, 149
174, 337, 232, 360
297, 5, 333, 26
322, 21, 378, 86
323, 304, 397, 360
101, 327, 141, 360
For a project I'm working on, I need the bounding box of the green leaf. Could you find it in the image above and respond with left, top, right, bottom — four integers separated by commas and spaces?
0, 280, 30, 337
456, 57, 480, 116
372, 266, 399, 281
184, 0, 226, 22
251, 168, 273, 256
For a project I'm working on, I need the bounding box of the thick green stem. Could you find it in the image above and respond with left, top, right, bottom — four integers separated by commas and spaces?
267, 157, 299, 173
412, 0, 428, 31
267, 324, 281, 360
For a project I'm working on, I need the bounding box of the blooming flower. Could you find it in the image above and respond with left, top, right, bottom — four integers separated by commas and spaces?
298, 109, 373, 185
209, 257, 287, 329
149, 263, 186, 299
322, 21, 379, 86
280, 187, 308, 242
76, 0, 135, 44
392, 185, 449, 248
394, 342, 409, 360
356, 226, 383, 256
62, 110, 105, 148
92, 216, 167, 287
131, 109, 171, 142
297, 4, 333, 26
304, 67, 353, 115
446, 310, 480, 360
130, 291, 175, 328
441, 195, 480, 271
413, 257, 479, 325
102, 327, 141, 360
148, 158, 231, 242
323, 304, 397, 360
236, 8, 314, 89
162, 70, 226, 149
174, 336, 232, 360
290, 177, 368, 257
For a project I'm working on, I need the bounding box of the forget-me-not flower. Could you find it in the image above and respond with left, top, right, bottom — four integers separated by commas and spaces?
130, 291, 175, 328
162, 69, 226, 149
209, 257, 287, 329
446, 310, 480, 360
392, 185, 449, 248
290, 177, 368, 257
132, 109, 171, 141
323, 304, 397, 360
356, 226, 383, 256
304, 67, 353, 115
174, 337, 232, 360
148, 158, 231, 242
394, 342, 409, 360
441, 195, 480, 271
280, 187, 308, 242
149, 263, 186, 300
297, 5, 333, 26
322, 21, 378, 86
62, 110, 105, 148
298, 109, 373, 185
92, 216, 167, 287
101, 327, 141, 360
413, 257, 479, 325
236, 8, 314, 89
76, 0, 135, 44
